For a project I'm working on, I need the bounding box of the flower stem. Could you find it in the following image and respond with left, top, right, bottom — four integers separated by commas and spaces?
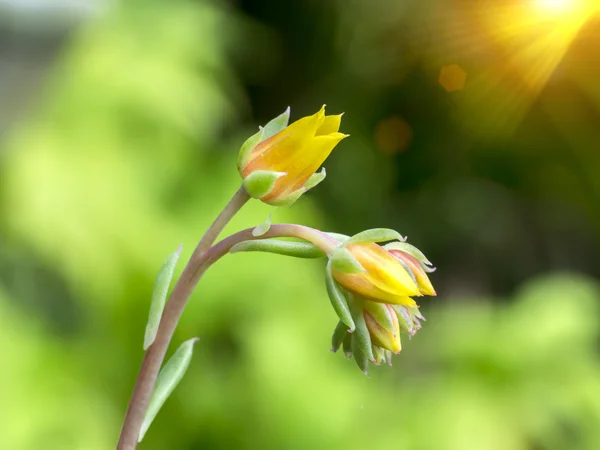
116, 185, 250, 450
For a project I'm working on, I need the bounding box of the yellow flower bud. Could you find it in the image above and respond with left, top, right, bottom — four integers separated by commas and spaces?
364, 302, 402, 354
331, 242, 420, 306
388, 249, 437, 296
239, 106, 347, 205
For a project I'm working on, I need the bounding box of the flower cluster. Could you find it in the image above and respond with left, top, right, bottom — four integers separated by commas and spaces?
235, 106, 436, 374
328, 237, 435, 374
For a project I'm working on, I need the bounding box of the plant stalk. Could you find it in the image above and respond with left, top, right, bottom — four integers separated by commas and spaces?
116, 185, 250, 450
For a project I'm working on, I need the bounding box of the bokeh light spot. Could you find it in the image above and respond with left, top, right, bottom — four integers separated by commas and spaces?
439, 64, 467, 92
375, 116, 413, 155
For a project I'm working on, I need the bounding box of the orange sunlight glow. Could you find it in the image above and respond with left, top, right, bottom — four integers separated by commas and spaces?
456, 0, 599, 138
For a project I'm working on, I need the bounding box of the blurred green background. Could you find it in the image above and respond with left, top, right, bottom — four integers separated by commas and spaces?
2, 0, 600, 449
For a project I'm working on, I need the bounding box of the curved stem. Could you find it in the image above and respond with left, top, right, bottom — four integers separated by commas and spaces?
117, 186, 250, 450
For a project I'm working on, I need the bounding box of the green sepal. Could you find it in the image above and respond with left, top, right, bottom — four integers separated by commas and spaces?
372, 345, 386, 365
139, 338, 199, 442
392, 305, 414, 335
237, 128, 264, 172
331, 321, 349, 353
346, 228, 405, 246
243, 170, 286, 199
352, 336, 370, 376
261, 107, 290, 140
144, 245, 182, 350
329, 247, 365, 274
348, 296, 375, 362
384, 241, 432, 265
342, 332, 353, 359
230, 239, 325, 259
325, 261, 356, 331
252, 214, 272, 237
364, 301, 395, 333
303, 167, 326, 191
264, 188, 304, 207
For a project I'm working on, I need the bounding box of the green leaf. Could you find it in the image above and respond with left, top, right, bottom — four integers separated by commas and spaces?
261, 107, 290, 140
351, 335, 370, 376
331, 321, 349, 353
230, 239, 325, 259
348, 296, 374, 362
243, 170, 286, 199
237, 128, 264, 171
144, 245, 182, 350
346, 228, 405, 245
252, 214, 272, 237
342, 332, 353, 359
329, 247, 365, 274
384, 241, 432, 265
139, 338, 199, 442
325, 261, 355, 330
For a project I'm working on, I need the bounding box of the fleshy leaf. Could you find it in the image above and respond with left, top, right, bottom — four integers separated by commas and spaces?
325, 261, 355, 330
392, 305, 415, 335
331, 321, 349, 353
230, 239, 325, 259
348, 296, 375, 362
330, 247, 365, 274
139, 338, 199, 442
352, 336, 370, 376
346, 228, 405, 245
143, 245, 182, 350
261, 107, 290, 140
243, 170, 286, 199
384, 241, 432, 265
237, 128, 264, 171
252, 214, 272, 237
342, 332, 353, 359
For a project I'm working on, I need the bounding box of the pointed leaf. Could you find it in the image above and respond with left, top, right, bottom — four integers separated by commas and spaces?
261, 107, 290, 140
243, 170, 286, 199
372, 345, 386, 365
139, 338, 199, 442
330, 247, 365, 274
342, 332, 353, 359
325, 261, 355, 330
351, 335, 370, 376
144, 245, 182, 350
230, 239, 325, 259
347, 228, 405, 245
252, 214, 272, 237
348, 296, 375, 362
331, 321, 349, 353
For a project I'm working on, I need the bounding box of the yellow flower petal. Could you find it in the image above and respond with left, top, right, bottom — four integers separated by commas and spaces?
242, 106, 325, 175
317, 114, 343, 135
264, 132, 347, 202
